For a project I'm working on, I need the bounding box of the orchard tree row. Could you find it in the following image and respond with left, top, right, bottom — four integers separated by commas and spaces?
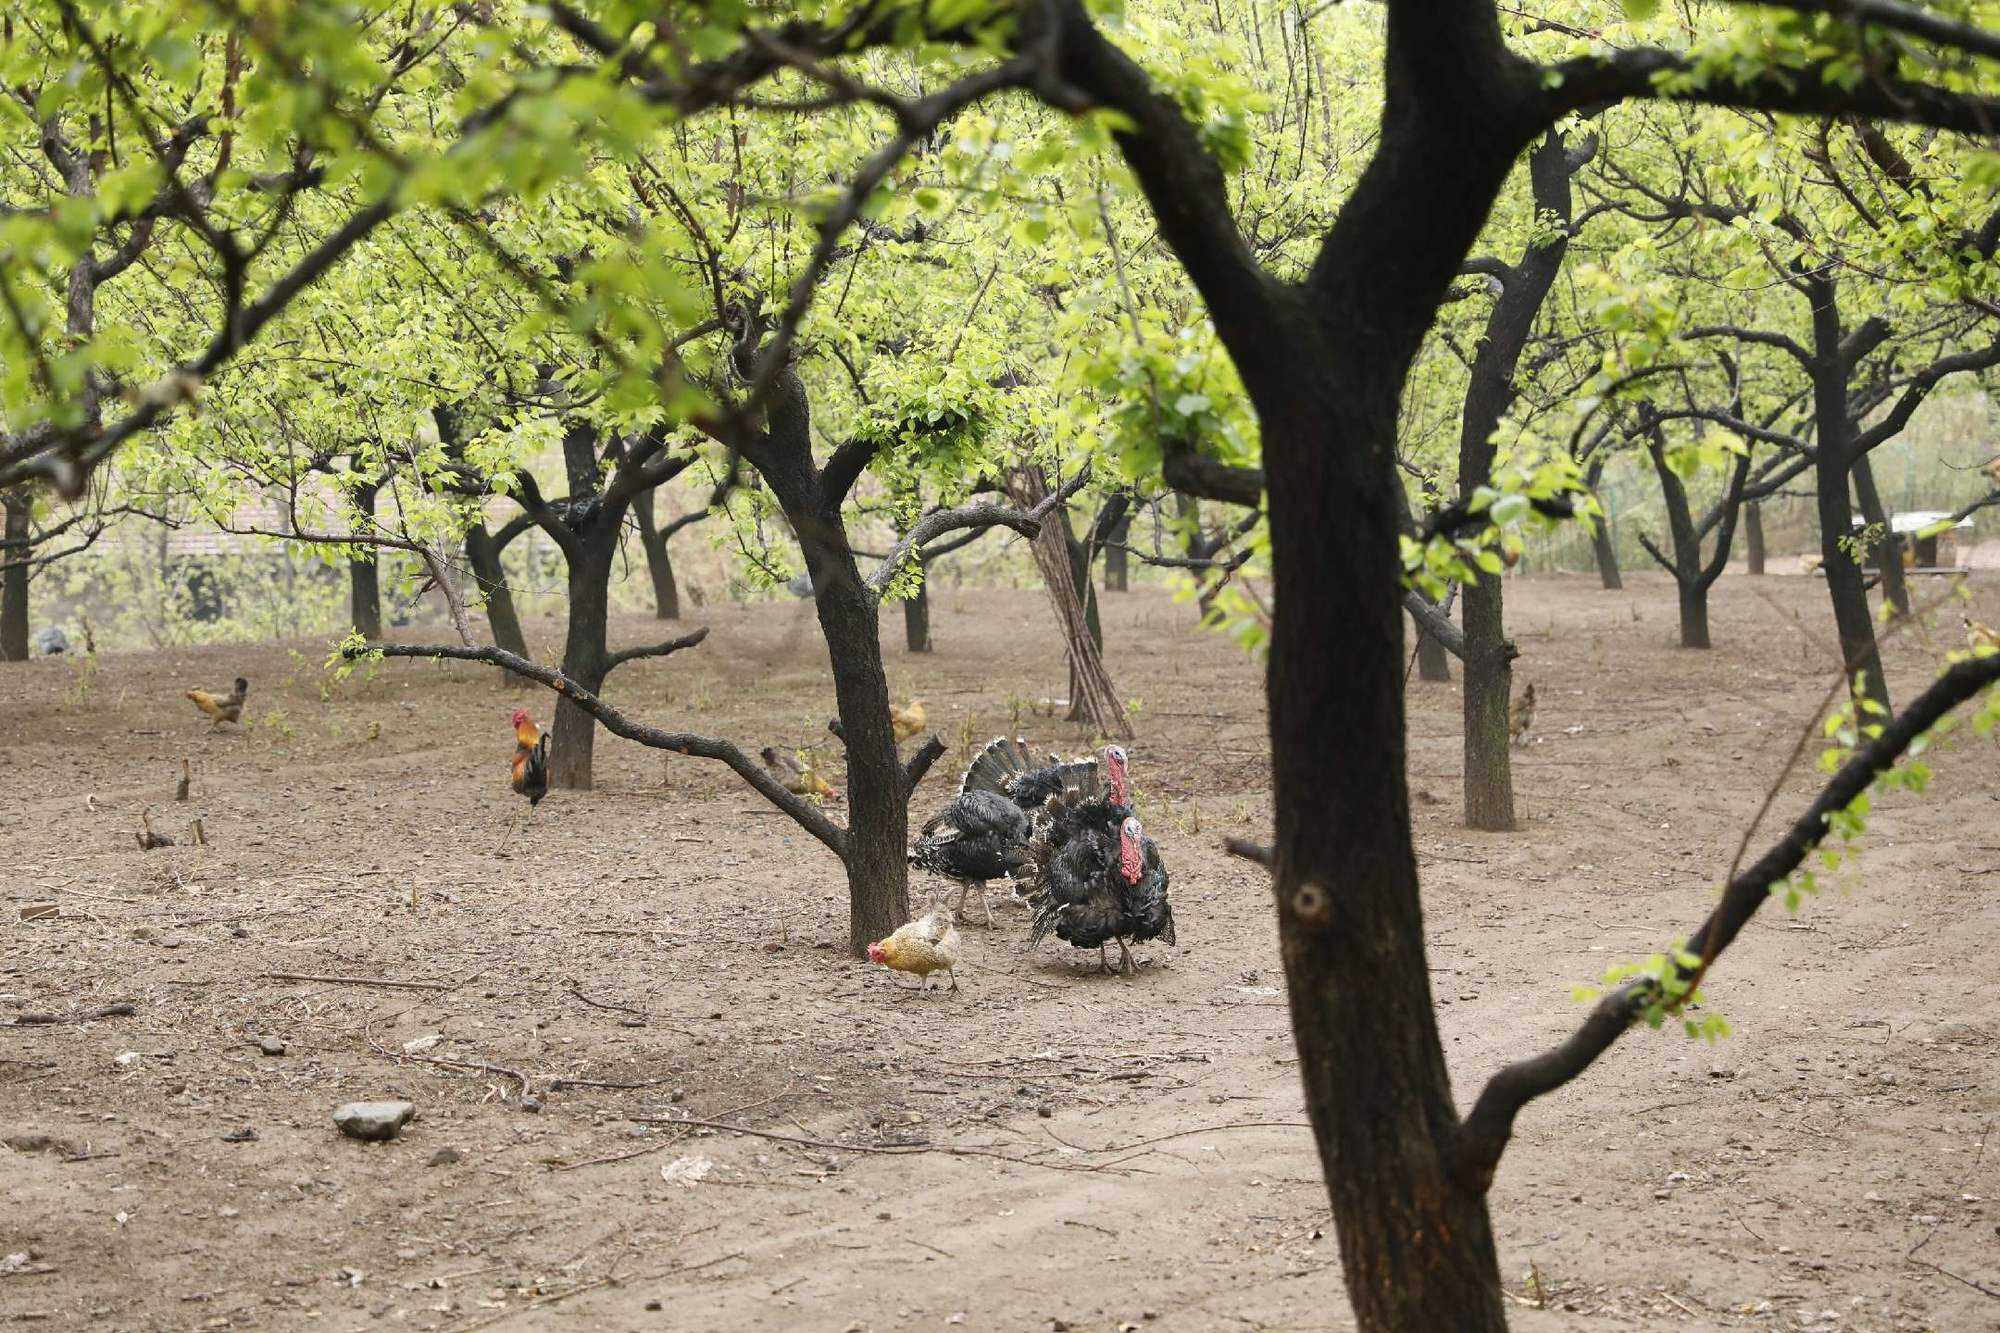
5, 2, 2000, 1329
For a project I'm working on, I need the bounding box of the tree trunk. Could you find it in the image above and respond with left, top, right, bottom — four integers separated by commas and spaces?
1816, 450, 1890, 713
349, 482, 383, 640
0, 492, 29, 662
1744, 500, 1765, 576
1850, 455, 1908, 618
1677, 582, 1712, 650
1460, 574, 1516, 830
1103, 509, 1131, 591
1416, 621, 1452, 682
633, 489, 682, 620
811, 570, 913, 953
1255, 330, 1508, 1332
904, 571, 932, 653
755, 369, 914, 956
548, 532, 617, 790
1589, 516, 1622, 590
465, 521, 531, 662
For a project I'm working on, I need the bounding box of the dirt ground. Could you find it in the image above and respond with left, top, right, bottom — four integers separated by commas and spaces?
4, 571, 1998, 1333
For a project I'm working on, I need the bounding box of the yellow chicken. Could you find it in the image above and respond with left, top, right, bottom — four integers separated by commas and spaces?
890, 697, 927, 742
1509, 681, 1535, 747
186, 676, 249, 728
759, 746, 836, 802
866, 909, 959, 992
1965, 615, 2000, 652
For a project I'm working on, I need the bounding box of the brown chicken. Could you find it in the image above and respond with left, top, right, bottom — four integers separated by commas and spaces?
866, 909, 959, 992
186, 677, 249, 728
1965, 615, 2000, 652
1509, 681, 1535, 747
760, 746, 835, 801
890, 697, 927, 742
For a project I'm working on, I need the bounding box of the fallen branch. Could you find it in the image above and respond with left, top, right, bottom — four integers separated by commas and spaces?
261, 972, 455, 991
7, 1002, 138, 1027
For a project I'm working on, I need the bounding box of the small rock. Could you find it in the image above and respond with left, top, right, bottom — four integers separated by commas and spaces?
220, 1127, 258, 1144
1708, 1066, 1736, 1080
669, 1088, 686, 1103
114, 1051, 143, 1068
645, 1299, 662, 1311
256, 1037, 286, 1057
1037, 1105, 1053, 1119
427, 1147, 462, 1167
17, 903, 58, 922
518, 1096, 542, 1114
332, 1101, 416, 1142
762, 942, 782, 954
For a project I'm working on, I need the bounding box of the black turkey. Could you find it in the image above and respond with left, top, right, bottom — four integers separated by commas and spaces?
1026, 813, 1174, 974
959, 736, 1097, 817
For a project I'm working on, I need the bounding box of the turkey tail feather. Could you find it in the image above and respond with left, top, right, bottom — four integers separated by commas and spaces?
959, 736, 1023, 796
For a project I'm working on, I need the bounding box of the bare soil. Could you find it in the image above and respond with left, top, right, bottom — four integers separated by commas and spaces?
3, 572, 1998, 1333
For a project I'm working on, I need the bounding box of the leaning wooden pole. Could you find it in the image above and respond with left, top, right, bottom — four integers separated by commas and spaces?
1009, 466, 1133, 740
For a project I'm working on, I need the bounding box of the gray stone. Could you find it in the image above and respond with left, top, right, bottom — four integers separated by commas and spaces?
332, 1101, 415, 1142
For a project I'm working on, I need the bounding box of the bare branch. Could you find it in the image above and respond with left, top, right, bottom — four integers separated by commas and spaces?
603, 626, 712, 673
865, 464, 1092, 600
1454, 648, 2000, 1191
353, 638, 849, 856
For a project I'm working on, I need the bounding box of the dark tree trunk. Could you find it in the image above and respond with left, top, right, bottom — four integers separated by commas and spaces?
1677, 582, 1712, 650
1460, 576, 1515, 828
1416, 620, 1452, 682
1447, 129, 1582, 832
1850, 455, 1909, 617
633, 489, 682, 620
465, 521, 531, 661
1103, 509, 1131, 591
1, 492, 28, 662
1744, 500, 1765, 576
1817, 448, 1890, 712
755, 371, 913, 954
548, 529, 618, 790
1590, 520, 1623, 590
349, 482, 383, 640
904, 571, 932, 653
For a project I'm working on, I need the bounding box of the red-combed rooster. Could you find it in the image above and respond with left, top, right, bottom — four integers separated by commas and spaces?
508, 709, 550, 834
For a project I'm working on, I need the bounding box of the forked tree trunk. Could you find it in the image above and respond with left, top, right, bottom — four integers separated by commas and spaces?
1744, 501, 1765, 576
633, 489, 682, 620
1011, 467, 1131, 740
0, 492, 28, 662
756, 369, 913, 954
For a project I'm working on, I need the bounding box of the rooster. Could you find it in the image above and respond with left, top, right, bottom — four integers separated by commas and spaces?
760, 745, 836, 802
186, 677, 249, 728
1509, 682, 1535, 747
510, 708, 550, 809
867, 909, 959, 992
890, 697, 927, 742
1026, 814, 1174, 975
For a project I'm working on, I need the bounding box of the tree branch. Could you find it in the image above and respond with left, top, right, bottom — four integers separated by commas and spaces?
865, 464, 1091, 600
353, 638, 848, 857
1453, 648, 2000, 1191
603, 626, 712, 674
